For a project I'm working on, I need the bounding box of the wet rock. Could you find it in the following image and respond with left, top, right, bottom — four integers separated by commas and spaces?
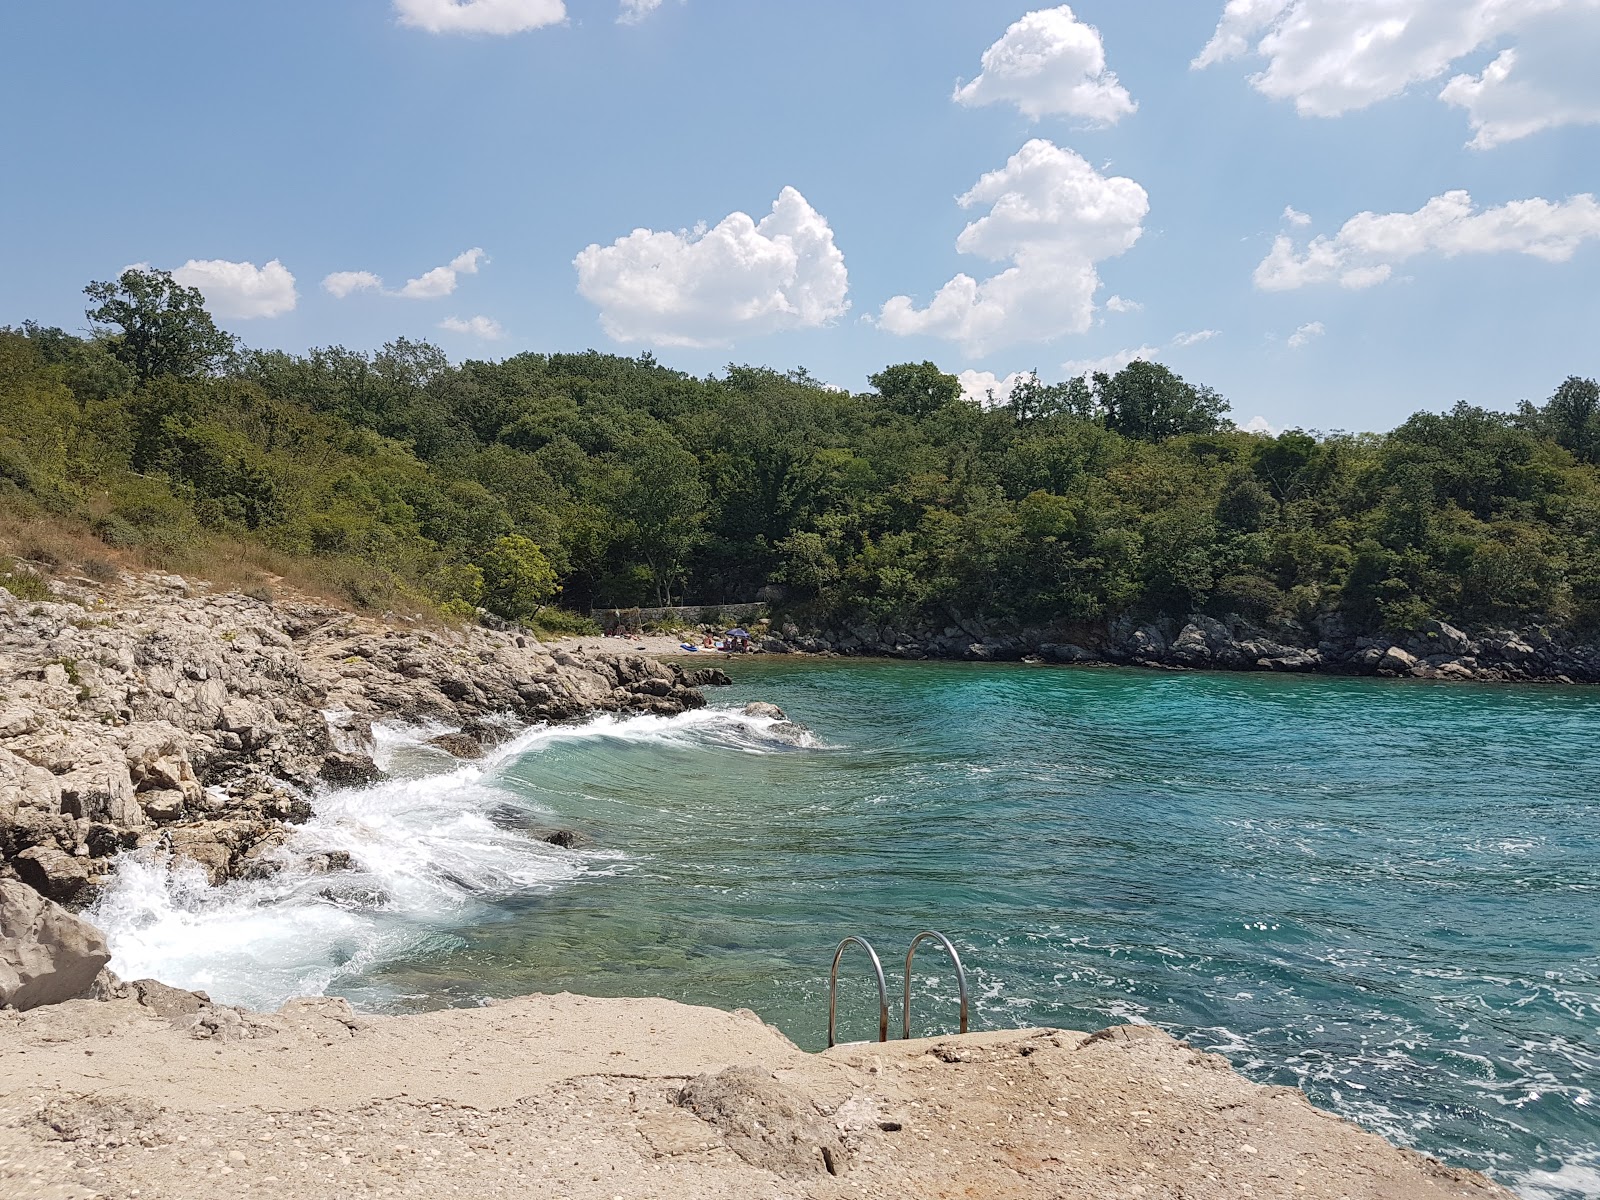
320, 751, 383, 786
674, 1066, 848, 1179
0, 878, 111, 1009
303, 850, 353, 874
427, 731, 484, 759
742, 701, 788, 721
541, 829, 593, 850
677, 667, 733, 688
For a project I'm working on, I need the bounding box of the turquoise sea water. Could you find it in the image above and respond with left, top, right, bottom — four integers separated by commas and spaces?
97, 660, 1600, 1197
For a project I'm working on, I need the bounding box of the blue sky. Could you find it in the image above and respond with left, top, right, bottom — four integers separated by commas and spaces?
2, 0, 1597, 433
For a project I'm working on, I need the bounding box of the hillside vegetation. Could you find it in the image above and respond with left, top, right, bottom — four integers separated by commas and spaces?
3, 269, 1599, 637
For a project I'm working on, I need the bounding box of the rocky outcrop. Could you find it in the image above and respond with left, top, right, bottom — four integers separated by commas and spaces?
759, 610, 1599, 685
675, 1066, 847, 1178
0, 879, 111, 1010
0, 572, 706, 904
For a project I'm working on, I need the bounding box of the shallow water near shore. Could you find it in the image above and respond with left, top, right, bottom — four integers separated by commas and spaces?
94, 660, 1599, 1198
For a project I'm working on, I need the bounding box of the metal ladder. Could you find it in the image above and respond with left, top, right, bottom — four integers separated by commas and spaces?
827, 931, 970, 1048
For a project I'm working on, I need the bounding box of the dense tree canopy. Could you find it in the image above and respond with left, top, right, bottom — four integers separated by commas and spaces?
3, 280, 1598, 637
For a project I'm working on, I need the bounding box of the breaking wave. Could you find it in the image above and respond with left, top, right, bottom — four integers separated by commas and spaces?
89, 706, 818, 1010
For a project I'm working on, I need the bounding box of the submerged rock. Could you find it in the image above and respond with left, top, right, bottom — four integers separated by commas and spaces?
540, 829, 593, 850
742, 701, 788, 721
0, 878, 111, 1010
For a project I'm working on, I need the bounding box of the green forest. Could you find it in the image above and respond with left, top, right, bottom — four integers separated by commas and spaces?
3, 268, 1599, 637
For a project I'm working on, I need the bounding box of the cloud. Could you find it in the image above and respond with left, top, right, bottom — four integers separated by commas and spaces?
1061, 345, 1163, 378
617, 0, 662, 23
323, 249, 488, 301
954, 6, 1136, 124
1172, 329, 1219, 347
399, 248, 487, 299
1441, 30, 1600, 149
877, 140, 1148, 354
1282, 205, 1312, 227
1287, 320, 1325, 348
957, 369, 1032, 409
169, 258, 297, 319
574, 186, 849, 348
1254, 190, 1600, 290
1192, 0, 1600, 146
1105, 294, 1142, 313
322, 271, 383, 299
394, 0, 565, 35
1238, 415, 1280, 435
439, 315, 506, 340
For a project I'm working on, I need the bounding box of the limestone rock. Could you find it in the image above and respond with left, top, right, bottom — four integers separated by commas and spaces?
1378, 646, 1420, 673
742, 702, 788, 721
0, 878, 111, 1010
674, 1066, 847, 1178
14, 845, 91, 906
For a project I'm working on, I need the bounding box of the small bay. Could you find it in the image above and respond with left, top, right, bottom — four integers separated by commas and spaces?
101, 660, 1600, 1197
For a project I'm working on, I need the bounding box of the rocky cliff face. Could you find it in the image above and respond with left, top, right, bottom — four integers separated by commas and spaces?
767, 611, 1600, 684
0, 572, 705, 905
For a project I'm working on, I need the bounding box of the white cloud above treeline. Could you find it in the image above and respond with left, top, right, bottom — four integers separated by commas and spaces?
1193, 0, 1600, 147
169, 258, 298, 319
322, 249, 487, 301
394, 0, 565, 35
954, 6, 1136, 124
439, 315, 506, 339
877, 140, 1148, 354
1255, 190, 1600, 290
574, 186, 849, 348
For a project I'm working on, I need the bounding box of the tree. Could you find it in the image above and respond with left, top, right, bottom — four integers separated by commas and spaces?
84, 269, 235, 383
617, 429, 707, 607
1094, 361, 1231, 441
1532, 375, 1600, 464
479, 535, 558, 622
869, 362, 961, 418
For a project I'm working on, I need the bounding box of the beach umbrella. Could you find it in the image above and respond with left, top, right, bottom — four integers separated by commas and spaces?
728, 627, 749, 637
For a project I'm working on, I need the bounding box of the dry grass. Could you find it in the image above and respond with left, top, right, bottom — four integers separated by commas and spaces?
0, 506, 452, 629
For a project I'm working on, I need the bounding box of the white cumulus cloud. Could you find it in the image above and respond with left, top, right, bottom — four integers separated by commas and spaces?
1105, 294, 1143, 313
394, 0, 565, 35
170, 258, 297, 319
617, 0, 663, 23
1287, 320, 1325, 348
1238, 414, 1280, 435
323, 250, 488, 301
1283, 205, 1312, 227
1254, 190, 1600, 290
1193, 0, 1600, 147
954, 6, 1136, 124
957, 369, 1032, 409
322, 271, 383, 299
400, 248, 487, 299
440, 315, 506, 340
574, 186, 850, 348
877, 140, 1148, 355
1061, 345, 1164, 379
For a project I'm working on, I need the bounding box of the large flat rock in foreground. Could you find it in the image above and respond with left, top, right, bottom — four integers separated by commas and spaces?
0, 992, 1509, 1199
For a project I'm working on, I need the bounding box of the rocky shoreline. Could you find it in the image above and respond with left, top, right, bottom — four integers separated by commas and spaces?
761, 610, 1600, 684
0, 571, 707, 910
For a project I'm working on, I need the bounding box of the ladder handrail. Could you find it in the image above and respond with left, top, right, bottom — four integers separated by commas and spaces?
903, 930, 969, 1039
828, 935, 890, 1048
